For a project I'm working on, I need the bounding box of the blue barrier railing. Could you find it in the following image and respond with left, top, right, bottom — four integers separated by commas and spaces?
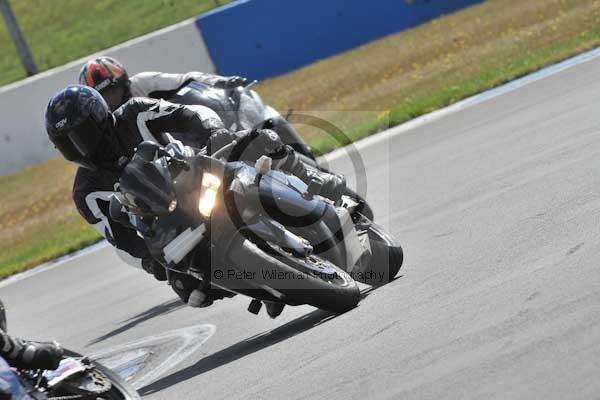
196, 0, 483, 80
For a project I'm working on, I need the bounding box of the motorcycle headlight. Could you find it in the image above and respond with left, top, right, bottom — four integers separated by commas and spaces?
198, 172, 221, 217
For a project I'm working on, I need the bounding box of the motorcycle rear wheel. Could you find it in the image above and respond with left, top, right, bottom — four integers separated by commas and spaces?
362, 222, 403, 286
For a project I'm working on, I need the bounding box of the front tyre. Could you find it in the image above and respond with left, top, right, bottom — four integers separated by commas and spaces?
228, 236, 360, 313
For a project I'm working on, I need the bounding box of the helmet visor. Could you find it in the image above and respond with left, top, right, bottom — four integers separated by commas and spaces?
52, 120, 104, 168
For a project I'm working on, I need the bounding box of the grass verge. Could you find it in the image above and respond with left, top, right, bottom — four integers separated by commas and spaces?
0, 0, 231, 86
1, 0, 599, 278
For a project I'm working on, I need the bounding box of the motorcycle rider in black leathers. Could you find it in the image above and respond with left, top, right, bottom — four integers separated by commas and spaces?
45, 85, 345, 315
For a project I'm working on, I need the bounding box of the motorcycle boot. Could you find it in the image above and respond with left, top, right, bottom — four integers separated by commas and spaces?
272, 146, 346, 202
263, 301, 285, 319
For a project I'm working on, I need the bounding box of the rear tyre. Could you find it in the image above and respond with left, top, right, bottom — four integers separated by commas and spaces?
362, 223, 403, 286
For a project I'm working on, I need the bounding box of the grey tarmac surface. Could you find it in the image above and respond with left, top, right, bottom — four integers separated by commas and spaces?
2, 55, 600, 400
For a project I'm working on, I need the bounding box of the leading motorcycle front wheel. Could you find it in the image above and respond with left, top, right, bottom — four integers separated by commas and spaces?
227, 235, 360, 314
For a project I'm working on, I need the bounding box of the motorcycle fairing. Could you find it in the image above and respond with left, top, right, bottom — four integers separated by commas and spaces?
43, 358, 87, 388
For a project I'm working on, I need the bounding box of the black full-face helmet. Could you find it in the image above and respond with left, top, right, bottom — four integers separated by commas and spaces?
46, 85, 116, 170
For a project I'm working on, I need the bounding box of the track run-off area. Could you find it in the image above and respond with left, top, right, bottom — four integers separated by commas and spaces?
2, 49, 600, 399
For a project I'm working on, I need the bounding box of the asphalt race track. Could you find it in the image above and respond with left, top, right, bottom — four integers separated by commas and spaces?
2, 55, 600, 399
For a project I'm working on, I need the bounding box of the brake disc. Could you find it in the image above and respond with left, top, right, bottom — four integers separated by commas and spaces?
52, 368, 113, 399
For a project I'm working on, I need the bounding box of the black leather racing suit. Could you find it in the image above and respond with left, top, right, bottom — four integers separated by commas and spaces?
72, 97, 299, 271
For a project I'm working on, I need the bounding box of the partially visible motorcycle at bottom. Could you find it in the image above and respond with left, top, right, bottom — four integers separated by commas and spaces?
0, 300, 140, 400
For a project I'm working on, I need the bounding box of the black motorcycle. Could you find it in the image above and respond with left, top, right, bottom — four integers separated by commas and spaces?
110, 139, 403, 314
0, 300, 140, 400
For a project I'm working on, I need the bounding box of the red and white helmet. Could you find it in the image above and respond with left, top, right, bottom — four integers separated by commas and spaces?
79, 57, 131, 110
78, 56, 129, 94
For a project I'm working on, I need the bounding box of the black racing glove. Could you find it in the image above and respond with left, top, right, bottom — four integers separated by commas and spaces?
5, 338, 63, 371
213, 75, 248, 89
206, 130, 236, 156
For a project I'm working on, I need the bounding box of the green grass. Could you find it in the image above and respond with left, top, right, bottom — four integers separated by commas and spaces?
1, 0, 600, 278
309, 34, 600, 153
0, 158, 98, 279
257, 0, 600, 150
0, 0, 231, 86
0, 213, 99, 279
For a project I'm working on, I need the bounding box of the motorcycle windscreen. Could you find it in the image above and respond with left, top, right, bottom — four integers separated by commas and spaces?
119, 159, 176, 216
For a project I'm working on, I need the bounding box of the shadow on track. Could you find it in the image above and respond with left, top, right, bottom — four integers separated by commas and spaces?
138, 308, 337, 396
137, 282, 399, 396
360, 275, 403, 300
89, 298, 185, 345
